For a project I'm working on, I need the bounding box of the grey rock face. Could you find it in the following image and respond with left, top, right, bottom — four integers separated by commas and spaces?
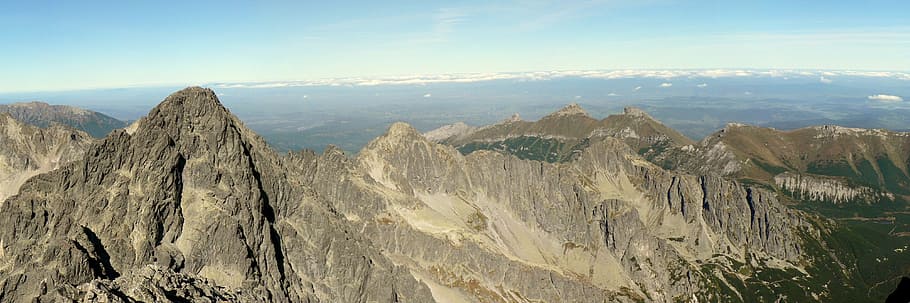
303, 122, 814, 302
0, 87, 432, 302
55, 265, 260, 302
0, 113, 94, 203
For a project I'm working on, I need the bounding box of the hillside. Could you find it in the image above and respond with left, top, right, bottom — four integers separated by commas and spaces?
653, 123, 910, 204
433, 104, 694, 163
0, 101, 127, 137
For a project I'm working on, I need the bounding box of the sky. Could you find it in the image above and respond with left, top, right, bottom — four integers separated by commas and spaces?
1, 0, 908, 93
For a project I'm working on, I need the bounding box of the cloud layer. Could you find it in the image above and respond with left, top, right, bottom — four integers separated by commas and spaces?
868, 94, 904, 102
212, 69, 910, 89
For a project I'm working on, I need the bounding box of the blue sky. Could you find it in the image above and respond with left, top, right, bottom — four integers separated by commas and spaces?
1, 0, 908, 92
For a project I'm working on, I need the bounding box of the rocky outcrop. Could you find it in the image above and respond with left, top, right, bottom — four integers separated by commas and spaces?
0, 113, 94, 203
0, 87, 433, 302
0, 102, 127, 137
774, 172, 895, 204
424, 122, 476, 142
56, 265, 260, 302
547, 103, 589, 117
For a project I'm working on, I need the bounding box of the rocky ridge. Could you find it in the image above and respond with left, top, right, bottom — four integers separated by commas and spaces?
433, 104, 693, 163
0, 102, 127, 138
649, 122, 910, 204
306, 120, 818, 301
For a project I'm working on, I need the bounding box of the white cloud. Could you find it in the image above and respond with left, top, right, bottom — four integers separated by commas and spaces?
607, 92, 618, 96
574, 95, 581, 99
868, 94, 903, 102
744, 91, 752, 95
210, 69, 910, 89
423, 93, 432, 98
697, 83, 708, 88
634, 86, 642, 91
659, 82, 673, 88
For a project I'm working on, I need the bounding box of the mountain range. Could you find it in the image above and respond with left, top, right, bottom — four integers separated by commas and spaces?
0, 101, 127, 138
0, 87, 906, 302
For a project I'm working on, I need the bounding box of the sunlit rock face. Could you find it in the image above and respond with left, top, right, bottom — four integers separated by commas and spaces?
0, 87, 892, 302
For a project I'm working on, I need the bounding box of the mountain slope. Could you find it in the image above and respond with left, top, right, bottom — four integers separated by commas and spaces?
654, 123, 910, 204
0, 87, 432, 302
434, 104, 694, 163
0, 101, 127, 137
0, 113, 94, 203
298, 119, 865, 302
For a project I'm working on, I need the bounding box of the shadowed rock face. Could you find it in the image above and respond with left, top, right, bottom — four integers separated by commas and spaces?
0, 87, 432, 302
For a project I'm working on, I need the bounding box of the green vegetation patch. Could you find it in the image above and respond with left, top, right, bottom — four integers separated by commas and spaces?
457, 136, 587, 163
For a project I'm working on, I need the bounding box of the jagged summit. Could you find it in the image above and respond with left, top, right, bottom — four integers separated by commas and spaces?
129, 86, 263, 147
370, 122, 431, 148
145, 86, 226, 122
623, 106, 653, 119
545, 102, 589, 118
387, 121, 422, 138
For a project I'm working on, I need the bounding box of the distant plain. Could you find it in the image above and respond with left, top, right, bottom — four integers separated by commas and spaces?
3, 70, 908, 153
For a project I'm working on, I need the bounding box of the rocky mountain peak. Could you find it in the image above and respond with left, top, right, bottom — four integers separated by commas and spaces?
130, 86, 262, 151
623, 106, 653, 119
0, 87, 433, 302
143, 87, 226, 125
387, 121, 422, 139
545, 102, 589, 118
